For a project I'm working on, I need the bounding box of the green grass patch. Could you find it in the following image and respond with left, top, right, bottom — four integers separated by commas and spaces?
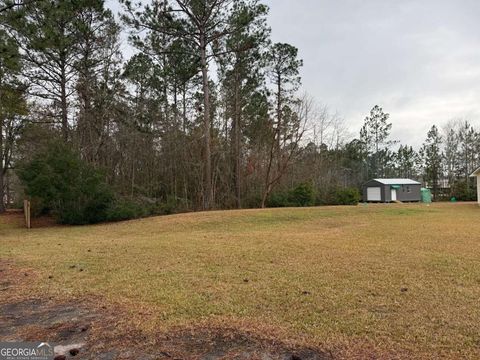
1, 203, 480, 358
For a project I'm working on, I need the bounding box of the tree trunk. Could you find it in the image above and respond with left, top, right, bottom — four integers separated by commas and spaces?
0, 170, 4, 213
182, 86, 187, 133
200, 35, 213, 210
173, 83, 178, 198
5, 169, 10, 207
233, 68, 241, 208
260, 72, 283, 208
60, 63, 68, 141
261, 182, 272, 209
0, 115, 4, 213
261, 126, 278, 208
276, 73, 282, 172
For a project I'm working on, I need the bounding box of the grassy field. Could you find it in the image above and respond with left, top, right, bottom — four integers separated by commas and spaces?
1, 203, 480, 358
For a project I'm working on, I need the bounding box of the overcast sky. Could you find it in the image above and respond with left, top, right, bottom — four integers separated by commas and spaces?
108, 0, 480, 148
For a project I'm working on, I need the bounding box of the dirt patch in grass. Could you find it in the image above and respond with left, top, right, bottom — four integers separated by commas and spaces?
0, 299, 332, 360
0, 262, 331, 360
0, 209, 58, 229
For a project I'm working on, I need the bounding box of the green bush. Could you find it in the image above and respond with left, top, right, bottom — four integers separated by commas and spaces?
106, 195, 190, 221
158, 195, 183, 215
267, 183, 316, 207
288, 183, 315, 206
18, 142, 113, 225
451, 180, 477, 201
333, 187, 361, 205
266, 191, 290, 207
315, 188, 335, 206
315, 186, 361, 206
106, 198, 148, 222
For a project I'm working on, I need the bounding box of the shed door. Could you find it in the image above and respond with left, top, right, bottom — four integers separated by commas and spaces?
367, 187, 381, 201
391, 189, 397, 201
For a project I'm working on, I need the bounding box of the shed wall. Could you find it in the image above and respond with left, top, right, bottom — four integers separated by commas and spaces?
383, 185, 391, 202
477, 175, 480, 204
396, 184, 421, 202
363, 181, 421, 202
363, 180, 384, 202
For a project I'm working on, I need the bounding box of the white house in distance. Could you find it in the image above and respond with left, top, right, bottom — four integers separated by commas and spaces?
471, 166, 480, 205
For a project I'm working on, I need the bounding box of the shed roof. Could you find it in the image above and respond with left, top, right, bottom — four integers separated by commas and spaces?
471, 166, 480, 176
372, 178, 421, 185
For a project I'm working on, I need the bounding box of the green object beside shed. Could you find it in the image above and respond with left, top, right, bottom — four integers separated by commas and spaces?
421, 188, 432, 203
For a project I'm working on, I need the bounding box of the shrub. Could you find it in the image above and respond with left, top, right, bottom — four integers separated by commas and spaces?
106, 198, 147, 222
267, 183, 316, 208
315, 186, 361, 206
288, 183, 315, 207
159, 195, 181, 215
451, 180, 477, 201
106, 195, 190, 221
18, 142, 113, 225
266, 183, 360, 208
315, 187, 335, 206
333, 187, 361, 205
266, 191, 290, 207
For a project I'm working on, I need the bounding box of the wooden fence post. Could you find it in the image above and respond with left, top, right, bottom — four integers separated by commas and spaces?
23, 200, 31, 229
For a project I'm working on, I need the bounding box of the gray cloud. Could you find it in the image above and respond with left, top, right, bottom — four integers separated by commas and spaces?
108, 0, 480, 147
263, 0, 480, 147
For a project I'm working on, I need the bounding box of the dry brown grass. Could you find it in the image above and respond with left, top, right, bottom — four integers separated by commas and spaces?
1, 203, 480, 358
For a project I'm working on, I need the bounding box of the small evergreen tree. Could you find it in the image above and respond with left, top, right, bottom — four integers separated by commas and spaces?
18, 142, 113, 224
394, 145, 420, 179
420, 125, 443, 200
360, 105, 395, 178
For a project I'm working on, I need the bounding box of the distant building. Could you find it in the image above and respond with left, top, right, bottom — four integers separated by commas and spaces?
363, 178, 422, 203
424, 178, 451, 190
423, 178, 451, 200
470, 167, 480, 205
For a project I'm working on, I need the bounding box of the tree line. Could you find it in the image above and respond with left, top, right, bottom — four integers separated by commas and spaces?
357, 106, 480, 200
0, 0, 478, 222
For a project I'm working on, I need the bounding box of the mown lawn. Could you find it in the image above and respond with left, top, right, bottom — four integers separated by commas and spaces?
1, 203, 480, 358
